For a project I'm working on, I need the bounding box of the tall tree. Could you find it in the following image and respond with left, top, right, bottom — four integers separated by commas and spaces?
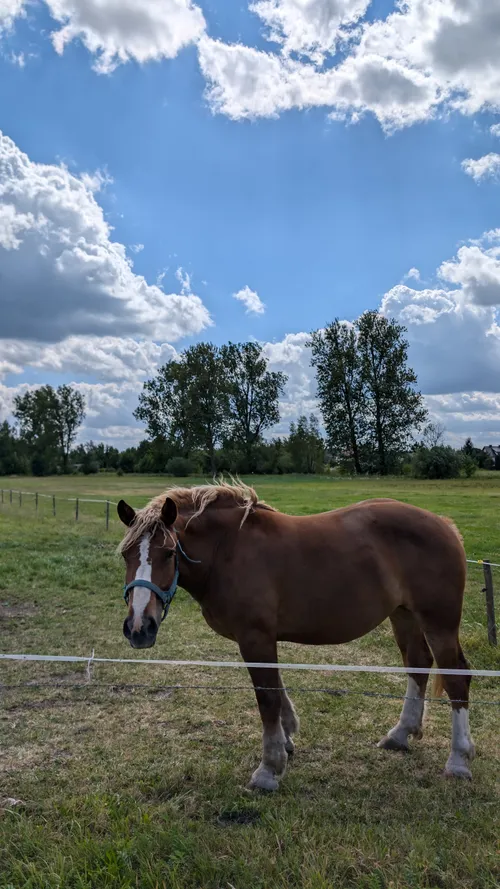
135, 343, 229, 472
221, 342, 287, 465
288, 415, 325, 474
13, 384, 85, 473
356, 311, 427, 474
309, 321, 365, 474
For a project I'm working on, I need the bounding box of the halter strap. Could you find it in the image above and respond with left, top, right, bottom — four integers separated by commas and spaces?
123, 535, 200, 622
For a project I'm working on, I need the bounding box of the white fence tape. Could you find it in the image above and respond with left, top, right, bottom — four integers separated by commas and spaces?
1, 652, 499, 678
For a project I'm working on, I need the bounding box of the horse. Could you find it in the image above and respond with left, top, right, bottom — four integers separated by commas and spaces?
117, 480, 475, 790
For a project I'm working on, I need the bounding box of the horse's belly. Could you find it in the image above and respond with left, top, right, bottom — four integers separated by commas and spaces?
277, 597, 392, 645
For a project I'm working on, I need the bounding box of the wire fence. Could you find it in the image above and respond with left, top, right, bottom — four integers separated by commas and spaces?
0, 487, 117, 528
1, 653, 499, 707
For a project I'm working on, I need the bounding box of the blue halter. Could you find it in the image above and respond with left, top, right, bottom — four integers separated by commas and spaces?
123, 535, 200, 623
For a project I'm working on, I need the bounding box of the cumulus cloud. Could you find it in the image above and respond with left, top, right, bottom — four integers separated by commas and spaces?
44, 0, 205, 72
198, 0, 500, 131
0, 0, 25, 31
462, 153, 500, 182
250, 0, 370, 62
233, 285, 266, 315
0, 131, 211, 344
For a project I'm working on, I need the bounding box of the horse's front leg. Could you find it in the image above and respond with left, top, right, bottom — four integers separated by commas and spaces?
239, 635, 287, 791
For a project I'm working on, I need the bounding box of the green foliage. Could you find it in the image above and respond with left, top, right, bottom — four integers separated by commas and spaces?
0, 421, 29, 475
310, 320, 365, 474
412, 446, 462, 479
288, 415, 325, 473
221, 341, 287, 464
462, 455, 478, 478
311, 313, 427, 475
356, 311, 428, 475
13, 384, 85, 474
165, 456, 193, 477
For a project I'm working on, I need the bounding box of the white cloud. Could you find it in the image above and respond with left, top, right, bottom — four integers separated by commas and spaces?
438, 237, 500, 307
233, 285, 266, 315
462, 153, 500, 182
0, 337, 179, 383
46, 0, 205, 73
0, 130, 211, 344
0, 0, 25, 32
491, 124, 500, 138
198, 0, 500, 132
250, 0, 370, 62
404, 267, 421, 281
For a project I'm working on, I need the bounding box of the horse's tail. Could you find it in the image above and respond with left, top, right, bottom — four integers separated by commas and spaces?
432, 667, 444, 700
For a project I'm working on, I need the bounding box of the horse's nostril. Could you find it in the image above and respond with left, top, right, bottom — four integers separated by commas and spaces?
123, 617, 132, 639
145, 615, 158, 635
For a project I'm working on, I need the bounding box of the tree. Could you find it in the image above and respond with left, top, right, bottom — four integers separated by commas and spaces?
422, 422, 446, 448
288, 415, 325, 474
309, 321, 365, 474
0, 421, 29, 475
356, 311, 427, 475
221, 342, 287, 467
412, 446, 461, 480
135, 343, 230, 473
462, 437, 475, 458
13, 384, 85, 474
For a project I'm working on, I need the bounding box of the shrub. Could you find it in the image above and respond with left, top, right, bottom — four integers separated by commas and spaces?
165, 456, 193, 477
412, 446, 461, 480
462, 455, 478, 478
116, 467, 124, 477
82, 460, 99, 475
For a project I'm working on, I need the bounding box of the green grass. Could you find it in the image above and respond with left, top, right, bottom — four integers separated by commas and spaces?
1, 474, 499, 889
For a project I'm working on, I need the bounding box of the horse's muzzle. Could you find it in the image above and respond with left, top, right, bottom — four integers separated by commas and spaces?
123, 615, 158, 649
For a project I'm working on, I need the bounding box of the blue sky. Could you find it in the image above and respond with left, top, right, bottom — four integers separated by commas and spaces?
2, 0, 500, 446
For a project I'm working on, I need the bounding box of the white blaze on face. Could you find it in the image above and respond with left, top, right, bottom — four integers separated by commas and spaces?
131, 534, 152, 631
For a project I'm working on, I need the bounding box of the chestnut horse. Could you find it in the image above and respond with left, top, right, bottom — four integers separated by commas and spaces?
117, 481, 475, 789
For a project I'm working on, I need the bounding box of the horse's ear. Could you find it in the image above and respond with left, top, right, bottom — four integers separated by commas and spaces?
117, 499, 136, 527
161, 497, 177, 527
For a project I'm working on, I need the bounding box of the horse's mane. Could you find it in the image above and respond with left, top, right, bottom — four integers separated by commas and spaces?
118, 479, 275, 553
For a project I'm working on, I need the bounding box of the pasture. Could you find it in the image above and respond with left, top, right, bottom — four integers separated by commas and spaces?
1, 474, 499, 889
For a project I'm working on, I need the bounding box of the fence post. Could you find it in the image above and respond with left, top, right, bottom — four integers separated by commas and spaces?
1, 489, 3, 504
10, 489, 12, 505
106, 500, 110, 531
35, 492, 38, 514
52, 495, 56, 517
75, 498, 79, 522
19, 491, 22, 508
482, 560, 498, 646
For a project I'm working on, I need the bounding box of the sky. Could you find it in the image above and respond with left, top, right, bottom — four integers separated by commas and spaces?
1, 0, 500, 448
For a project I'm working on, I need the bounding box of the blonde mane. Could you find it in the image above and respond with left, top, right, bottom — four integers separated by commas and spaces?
118, 478, 275, 553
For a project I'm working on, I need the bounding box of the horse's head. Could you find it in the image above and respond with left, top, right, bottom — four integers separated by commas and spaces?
118, 496, 178, 649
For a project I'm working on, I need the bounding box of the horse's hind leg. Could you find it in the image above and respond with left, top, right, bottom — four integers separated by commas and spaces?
421, 628, 475, 779
378, 606, 433, 753
278, 673, 300, 754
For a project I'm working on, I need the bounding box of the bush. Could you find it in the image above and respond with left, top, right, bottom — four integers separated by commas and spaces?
412, 446, 461, 480
165, 456, 193, 477
116, 467, 124, 477
462, 455, 478, 478
82, 460, 99, 475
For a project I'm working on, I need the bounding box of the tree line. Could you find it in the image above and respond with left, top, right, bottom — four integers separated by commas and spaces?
0, 313, 491, 479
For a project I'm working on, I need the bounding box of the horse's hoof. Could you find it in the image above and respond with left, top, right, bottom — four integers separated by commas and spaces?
377, 735, 409, 753
285, 738, 295, 755
443, 766, 472, 781
247, 768, 279, 792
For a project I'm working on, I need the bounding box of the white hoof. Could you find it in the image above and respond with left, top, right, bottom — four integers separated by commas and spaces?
444, 750, 473, 780
248, 765, 279, 792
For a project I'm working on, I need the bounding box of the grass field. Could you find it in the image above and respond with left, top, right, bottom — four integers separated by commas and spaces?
1, 473, 499, 889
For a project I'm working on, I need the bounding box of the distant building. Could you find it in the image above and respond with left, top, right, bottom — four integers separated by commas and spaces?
482, 445, 500, 469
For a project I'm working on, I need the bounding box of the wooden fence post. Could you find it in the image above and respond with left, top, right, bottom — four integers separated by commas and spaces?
9, 489, 12, 505
1, 489, 3, 504
482, 560, 498, 646
106, 500, 110, 531
35, 492, 38, 514
52, 495, 56, 517
75, 498, 79, 522
19, 491, 22, 508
